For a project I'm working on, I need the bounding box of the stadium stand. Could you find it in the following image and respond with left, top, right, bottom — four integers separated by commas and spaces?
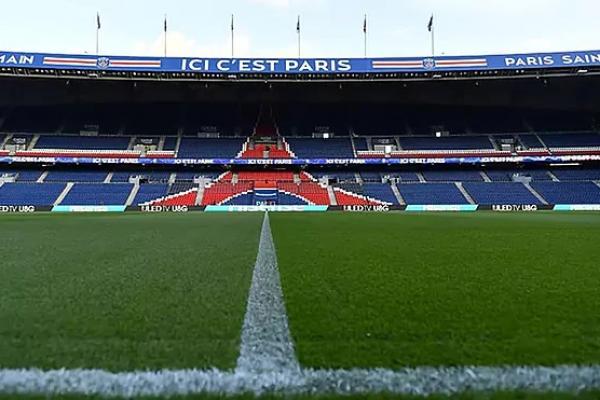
397, 183, 469, 205
60, 183, 133, 205
277, 192, 309, 205
0, 183, 66, 206
309, 170, 358, 182
45, 170, 108, 183
353, 137, 369, 151
485, 169, 552, 182
362, 184, 398, 204
551, 168, 600, 181
177, 138, 245, 158
463, 182, 543, 205
399, 136, 494, 150
2, 108, 600, 208
359, 172, 382, 182
110, 171, 171, 183
133, 184, 169, 205
530, 182, 600, 204
277, 181, 330, 205
237, 171, 294, 182
168, 182, 196, 195
202, 182, 253, 205
541, 133, 600, 148
518, 134, 546, 149
422, 171, 484, 182
34, 135, 131, 150
0, 169, 44, 182
285, 138, 354, 158
382, 172, 420, 182
163, 137, 178, 151
222, 192, 254, 205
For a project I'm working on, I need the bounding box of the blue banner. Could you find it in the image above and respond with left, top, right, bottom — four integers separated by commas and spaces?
1, 154, 599, 166
1, 49, 600, 74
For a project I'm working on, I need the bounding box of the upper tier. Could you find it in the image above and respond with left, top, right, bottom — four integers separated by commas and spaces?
2, 132, 599, 160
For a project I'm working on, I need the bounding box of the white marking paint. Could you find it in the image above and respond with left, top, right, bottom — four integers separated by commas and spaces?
235, 212, 301, 375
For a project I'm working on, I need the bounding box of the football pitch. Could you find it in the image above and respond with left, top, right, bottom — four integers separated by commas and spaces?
1, 212, 600, 399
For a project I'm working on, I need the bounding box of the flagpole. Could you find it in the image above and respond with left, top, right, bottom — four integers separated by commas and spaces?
96, 13, 100, 55
164, 14, 167, 57
431, 15, 435, 58
363, 14, 367, 58
231, 14, 235, 58
297, 16, 301, 58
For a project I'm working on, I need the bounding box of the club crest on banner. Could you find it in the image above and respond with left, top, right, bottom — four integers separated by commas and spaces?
423, 58, 436, 69
97, 57, 110, 69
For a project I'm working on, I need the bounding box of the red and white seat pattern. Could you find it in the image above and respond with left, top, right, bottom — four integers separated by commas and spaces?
145, 188, 198, 207
238, 139, 295, 159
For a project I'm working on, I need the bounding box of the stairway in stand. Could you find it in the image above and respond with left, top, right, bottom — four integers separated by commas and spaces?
239, 105, 295, 159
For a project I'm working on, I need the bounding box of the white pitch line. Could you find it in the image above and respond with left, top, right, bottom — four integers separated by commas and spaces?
1, 212, 600, 396
1, 366, 600, 397
235, 211, 301, 375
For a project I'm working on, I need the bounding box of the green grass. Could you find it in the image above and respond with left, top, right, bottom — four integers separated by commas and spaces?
0, 213, 262, 371
271, 212, 600, 369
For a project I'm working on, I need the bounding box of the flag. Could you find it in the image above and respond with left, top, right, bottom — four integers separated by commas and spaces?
363, 14, 367, 34
164, 15, 168, 32
231, 14, 234, 31
96, 12, 101, 30
296, 15, 300, 33
427, 14, 434, 32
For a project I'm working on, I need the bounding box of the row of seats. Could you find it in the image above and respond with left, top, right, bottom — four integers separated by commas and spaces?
0, 170, 225, 183
363, 133, 600, 151
2, 168, 598, 184
4, 133, 600, 158
177, 138, 245, 158
1, 181, 599, 206
306, 169, 600, 183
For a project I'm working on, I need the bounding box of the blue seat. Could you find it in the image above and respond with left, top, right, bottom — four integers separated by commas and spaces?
0, 183, 66, 206
399, 136, 493, 150
45, 170, 108, 182
222, 192, 254, 205
133, 184, 169, 205
423, 171, 483, 182
397, 183, 468, 205
277, 192, 309, 205
531, 182, 600, 204
177, 138, 245, 158
35, 135, 130, 150
551, 169, 600, 181
540, 133, 600, 148
60, 184, 133, 205
286, 138, 354, 158
463, 182, 542, 205
362, 184, 398, 204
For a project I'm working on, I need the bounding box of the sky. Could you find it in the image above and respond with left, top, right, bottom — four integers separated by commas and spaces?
0, 0, 599, 58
